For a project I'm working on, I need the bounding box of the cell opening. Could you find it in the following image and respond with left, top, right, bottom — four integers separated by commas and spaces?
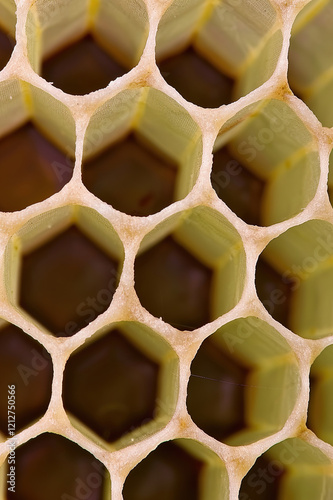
212, 99, 320, 226
63, 321, 179, 449
5, 205, 124, 337
256, 219, 333, 339
134, 206, 245, 330
82, 87, 203, 215
26, 0, 149, 94
187, 317, 300, 446
156, 0, 282, 105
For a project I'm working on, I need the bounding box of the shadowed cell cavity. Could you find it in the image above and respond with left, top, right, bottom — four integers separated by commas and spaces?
187, 336, 248, 441
0, 122, 74, 212
0, 323, 53, 434
0, 26, 14, 70
63, 329, 159, 443
134, 236, 213, 330
19, 226, 119, 336
255, 258, 294, 328
158, 47, 234, 108
82, 133, 178, 216
123, 441, 203, 500
42, 34, 126, 95
211, 146, 265, 225
7, 433, 109, 500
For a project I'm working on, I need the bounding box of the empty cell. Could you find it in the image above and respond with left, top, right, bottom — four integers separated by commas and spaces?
187, 318, 300, 446
0, 26, 14, 70
42, 34, 126, 95
123, 441, 203, 500
63, 329, 159, 443
0, 323, 53, 434
187, 337, 248, 441
211, 146, 265, 225
7, 433, 109, 500
212, 99, 320, 226
257, 220, 333, 339
19, 226, 119, 336
255, 258, 294, 328
134, 236, 213, 331
82, 133, 178, 216
0, 122, 74, 212
158, 47, 234, 108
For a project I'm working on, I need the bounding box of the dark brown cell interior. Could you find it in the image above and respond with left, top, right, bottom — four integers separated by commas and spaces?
123, 441, 203, 500
0, 324, 53, 434
239, 453, 284, 500
0, 122, 74, 212
134, 236, 213, 330
255, 258, 294, 328
0, 26, 15, 71
82, 133, 178, 216
19, 225, 119, 337
42, 33, 127, 95
7, 432, 107, 500
63, 329, 159, 443
157, 46, 234, 108
211, 146, 265, 226
187, 337, 248, 442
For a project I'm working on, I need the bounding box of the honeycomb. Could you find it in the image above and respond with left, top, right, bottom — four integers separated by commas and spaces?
0, 0, 333, 499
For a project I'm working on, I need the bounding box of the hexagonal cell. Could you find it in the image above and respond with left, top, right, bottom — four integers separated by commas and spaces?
256, 219, 333, 339
82, 133, 177, 217
288, 0, 333, 127
187, 317, 300, 446
0, 25, 14, 70
5, 432, 110, 500
0, 322, 53, 436
26, 0, 149, 94
0, 80, 76, 212
82, 88, 203, 215
0, 122, 74, 212
239, 438, 333, 500
123, 439, 228, 500
134, 206, 246, 330
5, 205, 124, 337
307, 345, 333, 446
156, 0, 282, 106
63, 322, 178, 448
211, 99, 320, 226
